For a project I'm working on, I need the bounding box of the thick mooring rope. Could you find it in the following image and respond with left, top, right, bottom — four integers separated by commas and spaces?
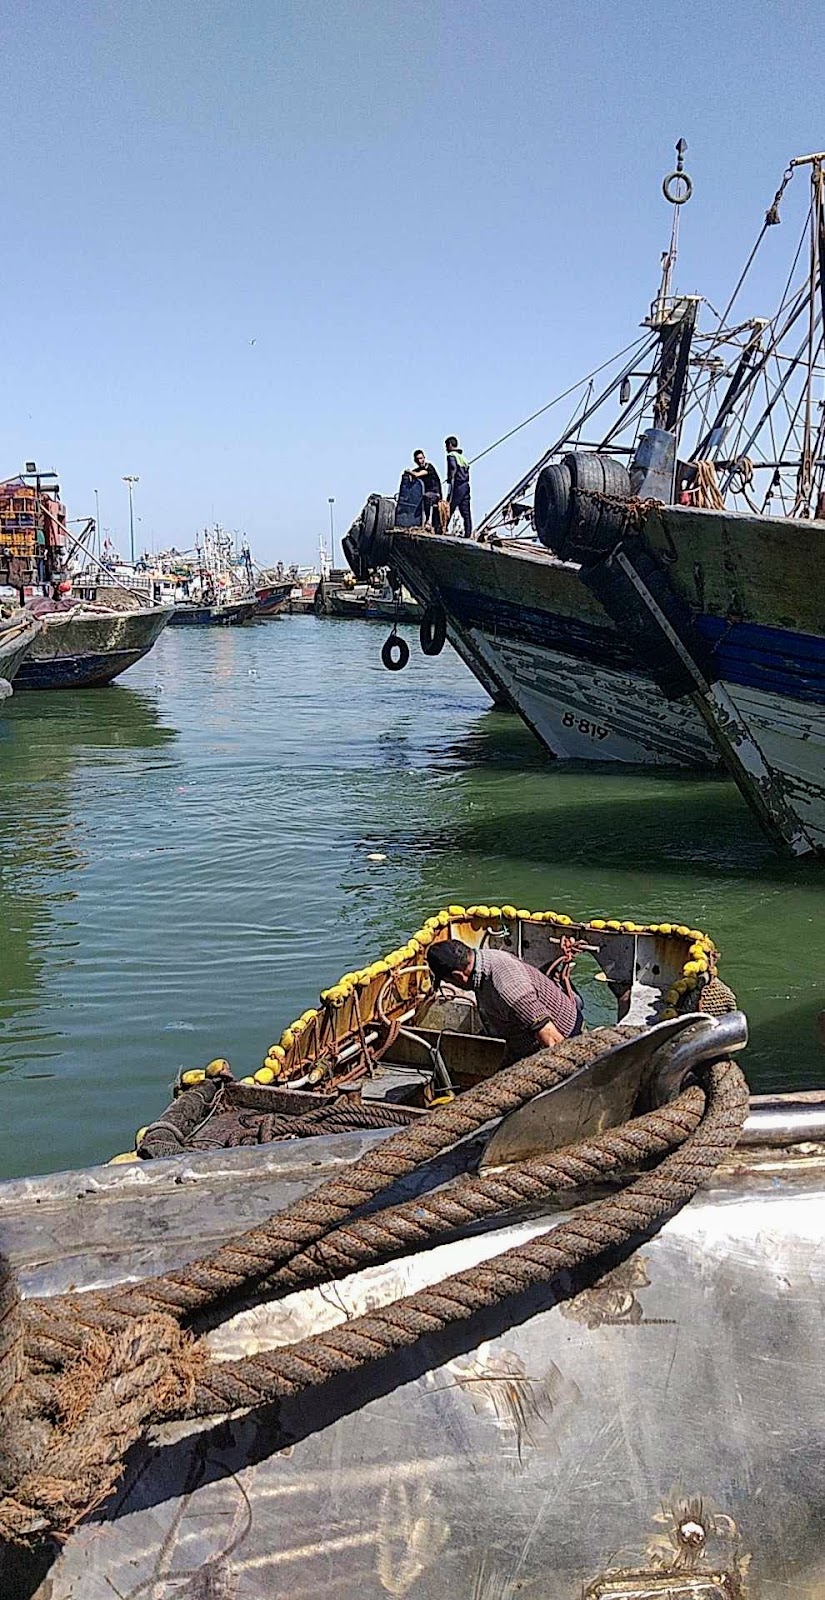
1, 1028, 749, 1544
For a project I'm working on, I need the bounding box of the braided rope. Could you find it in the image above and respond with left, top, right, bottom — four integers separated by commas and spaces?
25, 1029, 624, 1367
187, 1062, 746, 1417
2, 1030, 750, 1544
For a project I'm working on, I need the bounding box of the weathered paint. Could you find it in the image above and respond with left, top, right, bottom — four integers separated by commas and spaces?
389, 532, 717, 767
14, 607, 172, 690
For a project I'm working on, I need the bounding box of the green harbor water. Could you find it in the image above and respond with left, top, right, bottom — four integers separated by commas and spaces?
1, 616, 823, 1180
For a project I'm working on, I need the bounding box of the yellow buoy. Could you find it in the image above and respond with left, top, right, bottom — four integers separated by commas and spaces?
254, 1066, 275, 1085
239, 1076, 257, 1086
205, 1057, 230, 1077
181, 1069, 206, 1087
109, 1151, 138, 1164
280, 1028, 295, 1050
135, 1126, 148, 1145
447, 904, 466, 917
590, 918, 606, 929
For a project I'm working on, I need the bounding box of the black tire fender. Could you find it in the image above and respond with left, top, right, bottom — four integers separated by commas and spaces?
419, 603, 447, 656
381, 634, 410, 671
534, 460, 572, 549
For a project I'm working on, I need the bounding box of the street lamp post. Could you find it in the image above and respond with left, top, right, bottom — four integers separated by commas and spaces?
123, 476, 139, 564
328, 497, 335, 568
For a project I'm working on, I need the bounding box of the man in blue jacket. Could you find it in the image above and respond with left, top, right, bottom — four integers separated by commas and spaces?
445, 436, 472, 538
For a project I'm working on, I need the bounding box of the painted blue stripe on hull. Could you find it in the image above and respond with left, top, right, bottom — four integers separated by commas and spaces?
696, 616, 825, 705
441, 586, 642, 674
439, 578, 824, 707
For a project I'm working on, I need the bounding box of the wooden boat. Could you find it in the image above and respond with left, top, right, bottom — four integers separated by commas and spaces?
3, 903, 825, 1597
167, 596, 258, 626
321, 581, 422, 624
118, 903, 730, 1160
14, 598, 172, 690
0, 607, 40, 703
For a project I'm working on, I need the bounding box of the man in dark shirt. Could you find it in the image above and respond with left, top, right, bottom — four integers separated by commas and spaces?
408, 449, 443, 532
427, 939, 582, 1064
445, 435, 472, 538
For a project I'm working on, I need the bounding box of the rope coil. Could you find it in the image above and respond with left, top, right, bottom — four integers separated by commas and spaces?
1, 1027, 749, 1545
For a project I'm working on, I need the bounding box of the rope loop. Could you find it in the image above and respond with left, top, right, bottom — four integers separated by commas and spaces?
5, 1026, 749, 1544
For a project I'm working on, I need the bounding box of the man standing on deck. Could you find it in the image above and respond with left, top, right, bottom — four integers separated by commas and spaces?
426, 940, 582, 1064
445, 436, 472, 538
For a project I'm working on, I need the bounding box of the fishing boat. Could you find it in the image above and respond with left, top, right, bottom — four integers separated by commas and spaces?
119, 903, 730, 1158
168, 595, 258, 626
315, 573, 422, 623
253, 576, 294, 617
3, 904, 825, 1597
0, 607, 40, 703
346, 147, 825, 846
15, 595, 173, 688
0, 472, 172, 690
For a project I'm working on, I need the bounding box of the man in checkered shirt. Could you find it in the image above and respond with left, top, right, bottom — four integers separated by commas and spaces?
426, 939, 583, 1064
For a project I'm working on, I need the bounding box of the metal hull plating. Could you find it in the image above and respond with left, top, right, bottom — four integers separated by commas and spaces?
14, 606, 172, 690
5, 1118, 825, 1599
390, 531, 718, 767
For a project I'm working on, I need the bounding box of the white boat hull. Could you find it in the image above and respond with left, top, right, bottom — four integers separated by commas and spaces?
467, 626, 719, 766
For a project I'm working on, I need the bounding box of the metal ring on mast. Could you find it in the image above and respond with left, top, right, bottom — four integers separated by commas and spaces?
663, 169, 693, 205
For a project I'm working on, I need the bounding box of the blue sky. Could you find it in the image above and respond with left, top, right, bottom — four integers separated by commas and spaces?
2, 0, 822, 564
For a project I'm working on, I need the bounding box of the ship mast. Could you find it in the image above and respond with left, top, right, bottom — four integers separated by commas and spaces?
644, 139, 698, 442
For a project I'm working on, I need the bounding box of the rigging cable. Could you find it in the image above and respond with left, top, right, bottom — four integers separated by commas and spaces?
467, 334, 650, 468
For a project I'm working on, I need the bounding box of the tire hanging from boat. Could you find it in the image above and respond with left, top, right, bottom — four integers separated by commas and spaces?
381, 633, 410, 671
419, 603, 447, 657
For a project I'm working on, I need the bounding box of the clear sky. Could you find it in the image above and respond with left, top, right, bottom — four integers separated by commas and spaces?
2, 0, 823, 564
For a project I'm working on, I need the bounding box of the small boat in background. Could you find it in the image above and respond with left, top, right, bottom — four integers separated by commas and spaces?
253, 576, 295, 618
317, 575, 422, 623
168, 595, 258, 626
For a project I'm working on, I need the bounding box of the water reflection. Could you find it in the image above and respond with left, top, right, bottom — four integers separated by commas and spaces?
0, 687, 175, 1084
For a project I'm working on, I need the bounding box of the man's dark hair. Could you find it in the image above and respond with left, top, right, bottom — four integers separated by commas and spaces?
427, 939, 473, 985
444, 435, 459, 450
414, 448, 425, 459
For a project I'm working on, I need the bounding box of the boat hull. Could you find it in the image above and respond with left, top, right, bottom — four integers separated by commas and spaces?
254, 581, 294, 618
167, 598, 258, 626
390, 531, 718, 766
0, 611, 40, 700
5, 1114, 825, 1599
324, 589, 423, 623
14, 606, 171, 690
603, 503, 825, 855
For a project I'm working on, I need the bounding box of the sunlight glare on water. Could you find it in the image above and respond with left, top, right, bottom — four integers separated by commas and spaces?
0, 616, 823, 1178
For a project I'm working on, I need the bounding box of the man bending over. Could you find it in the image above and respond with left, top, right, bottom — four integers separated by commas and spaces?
426, 939, 582, 1064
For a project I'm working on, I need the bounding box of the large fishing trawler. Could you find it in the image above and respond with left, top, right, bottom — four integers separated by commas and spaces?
346, 145, 825, 853
0, 470, 172, 688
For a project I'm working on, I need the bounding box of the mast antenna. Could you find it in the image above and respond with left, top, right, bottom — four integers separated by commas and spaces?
652, 138, 693, 324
